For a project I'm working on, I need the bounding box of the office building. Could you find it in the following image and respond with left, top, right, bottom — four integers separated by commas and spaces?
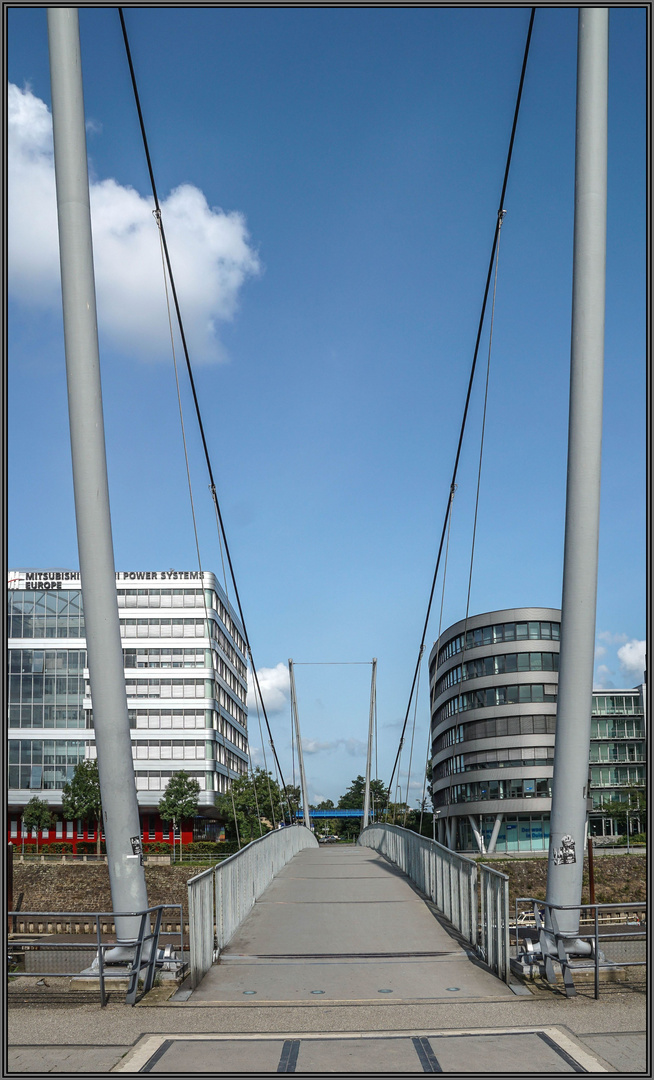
7, 568, 249, 848
589, 687, 646, 837
429, 606, 646, 852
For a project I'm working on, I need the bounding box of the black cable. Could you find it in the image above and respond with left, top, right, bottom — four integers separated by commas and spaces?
118, 9, 296, 819
387, 8, 536, 799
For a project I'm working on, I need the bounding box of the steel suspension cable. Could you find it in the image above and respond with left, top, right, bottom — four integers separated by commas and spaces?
252, 685, 277, 828
250, 761, 263, 839
459, 209, 506, 686
154, 208, 242, 847
402, 646, 424, 827
119, 9, 295, 816
386, 8, 535, 800
418, 485, 456, 838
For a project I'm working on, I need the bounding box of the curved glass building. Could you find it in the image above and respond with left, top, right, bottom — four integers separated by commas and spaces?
429, 607, 561, 853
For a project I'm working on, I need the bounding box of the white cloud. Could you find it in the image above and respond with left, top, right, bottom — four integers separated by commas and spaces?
247, 663, 289, 714
344, 738, 367, 757
8, 83, 259, 363
302, 738, 341, 754
301, 737, 367, 757
617, 640, 646, 680
594, 644, 607, 660
597, 630, 629, 645
247, 745, 264, 768
594, 664, 615, 690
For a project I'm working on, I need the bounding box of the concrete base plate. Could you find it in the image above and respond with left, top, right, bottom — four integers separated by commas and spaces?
112, 1027, 612, 1073
188, 953, 513, 1003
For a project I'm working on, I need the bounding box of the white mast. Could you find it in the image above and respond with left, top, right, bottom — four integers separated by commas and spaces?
47, 8, 148, 947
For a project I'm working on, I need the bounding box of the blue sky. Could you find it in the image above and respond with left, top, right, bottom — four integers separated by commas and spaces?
8, 7, 646, 805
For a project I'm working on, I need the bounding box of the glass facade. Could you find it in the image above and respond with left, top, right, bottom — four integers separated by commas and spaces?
8, 649, 87, 728
434, 619, 560, 671
8, 590, 85, 639
435, 713, 556, 753
436, 777, 552, 806
8, 739, 86, 790
435, 682, 557, 724
588, 689, 646, 837
455, 814, 552, 852
431, 610, 646, 851
435, 746, 554, 779
434, 652, 559, 698
8, 572, 249, 818
430, 608, 561, 853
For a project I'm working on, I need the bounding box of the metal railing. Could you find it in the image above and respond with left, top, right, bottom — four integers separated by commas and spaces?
478, 861, 510, 981
187, 824, 318, 988
514, 897, 646, 998
358, 824, 510, 982
7, 904, 184, 1006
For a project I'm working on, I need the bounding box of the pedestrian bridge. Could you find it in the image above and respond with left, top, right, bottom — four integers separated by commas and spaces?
186, 824, 512, 1003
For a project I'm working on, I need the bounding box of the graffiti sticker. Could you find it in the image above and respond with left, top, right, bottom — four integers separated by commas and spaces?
552, 834, 576, 865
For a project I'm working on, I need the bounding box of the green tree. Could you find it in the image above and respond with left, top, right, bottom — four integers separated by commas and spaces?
61, 759, 103, 854
159, 772, 201, 858
336, 776, 390, 839
425, 758, 434, 810
598, 787, 646, 840
286, 784, 301, 817
22, 796, 55, 854
216, 768, 287, 846
310, 799, 336, 839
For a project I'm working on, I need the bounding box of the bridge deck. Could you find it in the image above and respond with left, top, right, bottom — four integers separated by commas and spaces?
189, 845, 515, 1003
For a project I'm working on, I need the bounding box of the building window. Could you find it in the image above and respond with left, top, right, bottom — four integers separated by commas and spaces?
434, 777, 553, 806
437, 620, 560, 665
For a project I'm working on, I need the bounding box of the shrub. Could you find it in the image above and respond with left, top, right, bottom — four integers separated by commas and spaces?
41, 842, 74, 854
184, 841, 239, 855
75, 840, 106, 854
213, 841, 239, 855
631, 833, 646, 845
142, 842, 172, 853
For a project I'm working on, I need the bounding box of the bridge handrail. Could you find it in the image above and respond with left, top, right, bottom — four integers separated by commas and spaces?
358, 823, 510, 982
187, 824, 318, 989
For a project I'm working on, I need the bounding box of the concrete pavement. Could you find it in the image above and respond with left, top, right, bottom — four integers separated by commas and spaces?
189, 846, 515, 1004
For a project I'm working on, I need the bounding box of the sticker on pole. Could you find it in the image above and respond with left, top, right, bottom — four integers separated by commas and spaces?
129, 835, 143, 865
552, 834, 576, 865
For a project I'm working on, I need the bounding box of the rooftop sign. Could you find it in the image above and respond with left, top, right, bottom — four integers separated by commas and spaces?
8, 570, 208, 590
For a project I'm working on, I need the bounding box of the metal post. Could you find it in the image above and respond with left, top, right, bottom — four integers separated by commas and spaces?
362, 659, 377, 833
545, 7, 608, 945
7, 843, 13, 932
587, 835, 595, 904
47, 8, 148, 946
288, 661, 311, 834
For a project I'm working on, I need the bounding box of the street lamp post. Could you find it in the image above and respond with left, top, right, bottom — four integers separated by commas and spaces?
626, 805, 631, 855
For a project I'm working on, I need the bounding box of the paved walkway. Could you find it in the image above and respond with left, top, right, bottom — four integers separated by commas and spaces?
189, 845, 514, 1004
7, 845, 647, 1073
